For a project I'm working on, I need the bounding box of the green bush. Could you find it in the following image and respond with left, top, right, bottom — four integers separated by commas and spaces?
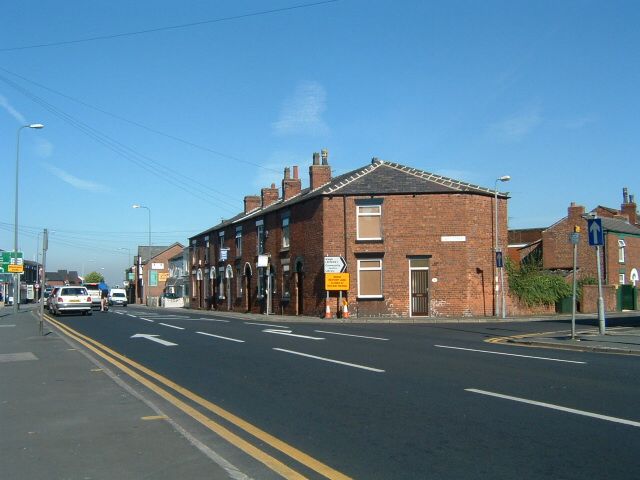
506, 260, 572, 307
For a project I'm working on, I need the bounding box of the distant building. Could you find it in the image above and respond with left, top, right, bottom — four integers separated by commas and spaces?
133, 243, 184, 306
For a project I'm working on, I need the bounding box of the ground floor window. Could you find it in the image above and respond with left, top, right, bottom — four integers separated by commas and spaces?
357, 259, 383, 298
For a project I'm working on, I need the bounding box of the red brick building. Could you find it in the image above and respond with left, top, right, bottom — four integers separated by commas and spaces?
189, 152, 508, 318
509, 189, 639, 312
133, 243, 184, 305
542, 191, 639, 289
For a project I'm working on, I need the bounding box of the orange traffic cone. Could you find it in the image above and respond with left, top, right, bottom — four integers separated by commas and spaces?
342, 300, 350, 319
325, 302, 332, 318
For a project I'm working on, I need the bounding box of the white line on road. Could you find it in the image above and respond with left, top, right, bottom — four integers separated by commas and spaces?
466, 389, 640, 428
197, 318, 230, 322
0, 325, 16, 328
434, 345, 586, 364
315, 330, 389, 341
159, 323, 185, 330
273, 348, 385, 373
140, 318, 155, 323
131, 334, 177, 347
245, 322, 287, 328
263, 329, 325, 340
196, 331, 245, 343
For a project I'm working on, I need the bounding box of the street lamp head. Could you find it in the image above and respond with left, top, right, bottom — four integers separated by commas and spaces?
28, 123, 44, 129
132, 204, 140, 209
497, 175, 511, 182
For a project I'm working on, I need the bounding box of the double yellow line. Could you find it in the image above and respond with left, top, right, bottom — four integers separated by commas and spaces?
46, 315, 351, 480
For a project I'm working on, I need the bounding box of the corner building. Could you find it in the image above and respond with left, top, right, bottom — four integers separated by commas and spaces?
189, 153, 508, 318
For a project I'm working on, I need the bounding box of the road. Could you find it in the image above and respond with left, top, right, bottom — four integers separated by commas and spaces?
49, 307, 640, 479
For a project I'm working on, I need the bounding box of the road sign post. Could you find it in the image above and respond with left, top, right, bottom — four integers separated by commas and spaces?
587, 218, 606, 334
570, 231, 580, 339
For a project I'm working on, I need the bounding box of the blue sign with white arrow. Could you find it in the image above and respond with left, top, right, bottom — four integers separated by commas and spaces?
587, 218, 604, 246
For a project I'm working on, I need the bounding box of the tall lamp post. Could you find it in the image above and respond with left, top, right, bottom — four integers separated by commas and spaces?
132, 204, 151, 305
14, 123, 44, 313
494, 175, 511, 319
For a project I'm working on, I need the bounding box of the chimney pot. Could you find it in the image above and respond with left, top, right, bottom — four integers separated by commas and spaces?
623, 187, 629, 204
284, 167, 290, 180
313, 152, 320, 165
293, 165, 299, 179
321, 148, 328, 165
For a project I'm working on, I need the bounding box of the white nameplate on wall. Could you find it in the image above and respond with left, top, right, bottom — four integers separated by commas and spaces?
441, 236, 466, 242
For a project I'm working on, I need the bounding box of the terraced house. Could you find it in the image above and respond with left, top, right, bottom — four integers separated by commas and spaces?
189, 151, 509, 318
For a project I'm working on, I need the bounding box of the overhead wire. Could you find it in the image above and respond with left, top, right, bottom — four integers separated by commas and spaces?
0, 73, 242, 212
0, 67, 281, 175
0, 0, 340, 52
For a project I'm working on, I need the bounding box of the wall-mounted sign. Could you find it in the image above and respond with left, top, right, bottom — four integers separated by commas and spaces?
158, 272, 169, 282
324, 256, 347, 273
151, 262, 165, 270
220, 248, 229, 261
257, 255, 269, 267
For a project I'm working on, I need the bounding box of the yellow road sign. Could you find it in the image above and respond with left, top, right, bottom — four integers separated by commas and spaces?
325, 273, 349, 291
8, 264, 24, 273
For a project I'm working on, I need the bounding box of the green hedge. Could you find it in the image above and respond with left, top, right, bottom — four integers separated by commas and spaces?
506, 260, 572, 307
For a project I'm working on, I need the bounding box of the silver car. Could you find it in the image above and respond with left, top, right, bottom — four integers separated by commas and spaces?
50, 286, 93, 316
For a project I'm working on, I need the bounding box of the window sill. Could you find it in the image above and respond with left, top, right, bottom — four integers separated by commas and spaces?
357, 295, 384, 301
355, 239, 383, 244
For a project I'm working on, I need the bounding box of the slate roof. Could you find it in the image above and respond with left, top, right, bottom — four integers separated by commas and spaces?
192, 159, 504, 238
587, 215, 640, 236
137, 243, 184, 263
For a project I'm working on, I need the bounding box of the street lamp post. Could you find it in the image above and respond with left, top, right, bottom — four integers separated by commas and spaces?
14, 123, 44, 313
494, 175, 511, 319
132, 204, 151, 305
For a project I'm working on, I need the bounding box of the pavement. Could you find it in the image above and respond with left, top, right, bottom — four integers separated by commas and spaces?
1, 304, 638, 479
0, 305, 242, 480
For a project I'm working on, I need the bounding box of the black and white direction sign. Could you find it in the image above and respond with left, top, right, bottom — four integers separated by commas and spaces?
324, 256, 347, 273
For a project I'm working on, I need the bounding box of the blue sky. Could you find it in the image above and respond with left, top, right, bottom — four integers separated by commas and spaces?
1, 0, 638, 286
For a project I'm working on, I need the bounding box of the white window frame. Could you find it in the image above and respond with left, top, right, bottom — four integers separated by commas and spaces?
357, 258, 383, 298
282, 216, 290, 249
256, 220, 265, 255
356, 204, 382, 240
618, 239, 626, 263
619, 273, 626, 285
218, 266, 225, 299
235, 226, 242, 257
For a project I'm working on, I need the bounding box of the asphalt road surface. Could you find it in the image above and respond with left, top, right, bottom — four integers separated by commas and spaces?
50, 307, 640, 479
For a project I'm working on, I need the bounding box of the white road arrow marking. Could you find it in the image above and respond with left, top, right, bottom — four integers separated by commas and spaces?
130, 333, 177, 346
263, 329, 325, 340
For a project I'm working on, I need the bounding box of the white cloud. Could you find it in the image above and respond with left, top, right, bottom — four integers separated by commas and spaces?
489, 107, 542, 141
272, 81, 329, 136
0, 94, 27, 124
45, 164, 109, 193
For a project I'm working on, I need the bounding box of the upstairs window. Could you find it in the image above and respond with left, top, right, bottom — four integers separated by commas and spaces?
235, 227, 243, 257
357, 203, 382, 240
256, 220, 265, 255
618, 239, 626, 263
282, 216, 290, 250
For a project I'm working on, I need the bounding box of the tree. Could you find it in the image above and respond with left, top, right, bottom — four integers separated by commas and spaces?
84, 271, 104, 283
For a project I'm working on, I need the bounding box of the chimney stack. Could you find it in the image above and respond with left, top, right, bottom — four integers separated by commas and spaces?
261, 183, 279, 208
621, 187, 637, 225
244, 195, 261, 214
568, 202, 585, 220
309, 149, 332, 190
282, 165, 302, 201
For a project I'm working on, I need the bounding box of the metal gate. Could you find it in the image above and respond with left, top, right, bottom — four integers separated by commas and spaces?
411, 269, 429, 316
619, 285, 637, 311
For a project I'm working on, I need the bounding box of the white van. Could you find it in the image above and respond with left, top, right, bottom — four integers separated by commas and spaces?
108, 288, 128, 307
